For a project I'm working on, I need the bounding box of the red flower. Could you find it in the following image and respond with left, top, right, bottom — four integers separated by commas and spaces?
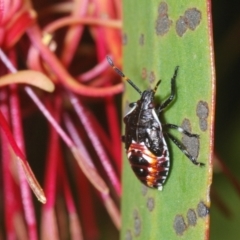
0, 0, 122, 238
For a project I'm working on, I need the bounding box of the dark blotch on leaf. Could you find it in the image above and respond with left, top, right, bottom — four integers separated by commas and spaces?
148, 71, 155, 84
185, 8, 201, 30
146, 197, 155, 211
182, 119, 199, 159
198, 119, 208, 132
176, 16, 188, 37
182, 118, 191, 132
125, 230, 132, 240
197, 201, 210, 218
158, 1, 168, 15
176, 8, 201, 36
133, 210, 141, 236
156, 16, 172, 36
142, 68, 147, 80
196, 101, 209, 131
196, 101, 209, 119
122, 33, 128, 45
139, 34, 144, 46
173, 215, 187, 235
187, 209, 197, 226
155, 2, 172, 36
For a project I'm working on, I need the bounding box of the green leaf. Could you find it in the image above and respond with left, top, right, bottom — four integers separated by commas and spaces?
121, 1, 214, 239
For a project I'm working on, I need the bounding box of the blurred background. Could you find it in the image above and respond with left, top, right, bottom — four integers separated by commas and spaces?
211, 0, 240, 239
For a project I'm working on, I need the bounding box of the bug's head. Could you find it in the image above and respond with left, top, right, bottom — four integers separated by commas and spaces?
139, 80, 161, 109
139, 90, 155, 109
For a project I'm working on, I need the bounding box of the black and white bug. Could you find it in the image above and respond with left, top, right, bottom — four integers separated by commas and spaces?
107, 56, 204, 190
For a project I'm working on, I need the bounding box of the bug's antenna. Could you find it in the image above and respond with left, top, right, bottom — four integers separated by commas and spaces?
153, 80, 161, 93
106, 56, 142, 95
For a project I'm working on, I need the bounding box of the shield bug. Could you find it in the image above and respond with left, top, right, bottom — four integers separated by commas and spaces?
107, 56, 204, 190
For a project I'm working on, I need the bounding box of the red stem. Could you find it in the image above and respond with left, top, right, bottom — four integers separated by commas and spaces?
60, 0, 89, 67
105, 97, 122, 174
0, 104, 27, 161
76, 169, 100, 240
26, 25, 123, 97
68, 92, 121, 196
10, 84, 38, 240
0, 89, 18, 239
43, 98, 61, 209
77, 57, 110, 82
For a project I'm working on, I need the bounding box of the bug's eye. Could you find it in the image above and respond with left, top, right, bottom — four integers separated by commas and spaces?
148, 103, 155, 108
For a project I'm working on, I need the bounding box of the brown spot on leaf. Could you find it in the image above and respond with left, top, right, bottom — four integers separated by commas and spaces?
197, 201, 209, 218
125, 230, 132, 240
148, 71, 156, 84
146, 197, 155, 211
176, 16, 188, 37
196, 101, 209, 119
173, 215, 187, 235
139, 34, 144, 46
176, 8, 201, 36
122, 33, 128, 45
182, 119, 199, 159
187, 209, 197, 226
158, 1, 168, 14
196, 101, 209, 131
185, 8, 201, 30
133, 210, 141, 236
155, 2, 172, 36
182, 118, 192, 132
142, 68, 147, 80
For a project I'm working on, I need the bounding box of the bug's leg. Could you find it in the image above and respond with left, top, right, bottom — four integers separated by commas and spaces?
165, 132, 205, 166
163, 124, 199, 138
157, 66, 179, 114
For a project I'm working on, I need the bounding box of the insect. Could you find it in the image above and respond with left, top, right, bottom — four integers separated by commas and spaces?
107, 56, 204, 190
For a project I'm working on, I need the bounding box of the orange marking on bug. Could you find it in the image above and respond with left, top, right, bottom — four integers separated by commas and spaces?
127, 142, 165, 165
